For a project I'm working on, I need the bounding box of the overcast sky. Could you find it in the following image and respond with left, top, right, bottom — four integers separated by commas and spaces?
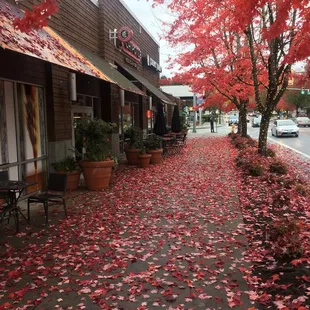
122, 0, 174, 77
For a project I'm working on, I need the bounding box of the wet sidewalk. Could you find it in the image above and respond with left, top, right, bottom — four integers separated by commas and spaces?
0, 137, 257, 309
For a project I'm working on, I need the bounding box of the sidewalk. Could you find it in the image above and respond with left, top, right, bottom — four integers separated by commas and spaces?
0, 137, 257, 309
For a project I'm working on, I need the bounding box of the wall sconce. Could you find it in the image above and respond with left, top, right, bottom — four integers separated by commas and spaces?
148, 96, 152, 110
69, 72, 77, 101
119, 89, 125, 107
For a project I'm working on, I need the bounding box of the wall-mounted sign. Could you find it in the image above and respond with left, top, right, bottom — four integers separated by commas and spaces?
144, 55, 162, 72
124, 57, 138, 68
109, 27, 142, 64
121, 40, 142, 63
117, 26, 133, 42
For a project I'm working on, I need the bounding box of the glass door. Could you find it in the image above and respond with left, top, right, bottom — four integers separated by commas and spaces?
71, 107, 93, 160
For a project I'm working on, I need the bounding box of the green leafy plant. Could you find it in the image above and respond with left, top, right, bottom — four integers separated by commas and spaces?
139, 146, 148, 155
124, 127, 143, 149
52, 156, 80, 172
75, 118, 116, 161
144, 134, 162, 151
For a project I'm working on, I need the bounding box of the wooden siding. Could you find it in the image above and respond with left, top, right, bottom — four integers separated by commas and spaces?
99, 0, 160, 87
6, 0, 99, 52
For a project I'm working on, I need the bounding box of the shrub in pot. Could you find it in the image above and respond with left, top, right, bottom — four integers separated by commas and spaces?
52, 156, 81, 191
144, 134, 163, 165
76, 118, 116, 190
124, 127, 143, 165
138, 147, 152, 168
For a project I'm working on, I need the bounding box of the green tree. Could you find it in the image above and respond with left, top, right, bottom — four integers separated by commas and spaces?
286, 92, 310, 116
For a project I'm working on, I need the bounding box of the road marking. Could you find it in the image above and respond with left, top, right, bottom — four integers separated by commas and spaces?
268, 137, 310, 159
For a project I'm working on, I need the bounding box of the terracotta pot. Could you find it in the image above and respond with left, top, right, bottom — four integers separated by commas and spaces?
79, 160, 114, 190
147, 149, 163, 165
138, 154, 152, 168
125, 149, 140, 165
56, 170, 81, 191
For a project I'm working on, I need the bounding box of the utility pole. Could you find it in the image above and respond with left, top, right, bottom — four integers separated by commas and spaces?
193, 94, 197, 133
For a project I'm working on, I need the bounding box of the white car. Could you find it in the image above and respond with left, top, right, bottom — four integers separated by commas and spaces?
271, 119, 299, 137
294, 116, 310, 127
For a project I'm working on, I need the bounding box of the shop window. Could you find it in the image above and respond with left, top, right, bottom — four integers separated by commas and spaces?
0, 80, 47, 193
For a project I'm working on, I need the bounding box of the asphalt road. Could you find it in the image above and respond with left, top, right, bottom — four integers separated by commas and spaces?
247, 123, 310, 158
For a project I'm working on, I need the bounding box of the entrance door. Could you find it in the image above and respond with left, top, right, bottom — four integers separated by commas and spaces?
71, 106, 93, 159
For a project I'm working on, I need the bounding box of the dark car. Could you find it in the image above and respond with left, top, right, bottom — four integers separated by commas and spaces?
228, 116, 238, 126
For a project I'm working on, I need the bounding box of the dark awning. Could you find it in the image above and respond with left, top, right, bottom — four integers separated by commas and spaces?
0, 1, 113, 83
121, 65, 174, 104
67, 40, 144, 95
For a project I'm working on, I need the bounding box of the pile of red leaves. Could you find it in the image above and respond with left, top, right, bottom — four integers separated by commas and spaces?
0, 136, 309, 309
230, 133, 310, 309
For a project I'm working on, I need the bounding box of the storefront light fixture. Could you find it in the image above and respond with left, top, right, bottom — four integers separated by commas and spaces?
120, 89, 125, 107
148, 96, 152, 110
69, 72, 77, 101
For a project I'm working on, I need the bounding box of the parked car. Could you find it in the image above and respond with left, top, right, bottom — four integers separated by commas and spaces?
271, 119, 299, 137
228, 115, 238, 126
293, 116, 310, 127
252, 115, 262, 127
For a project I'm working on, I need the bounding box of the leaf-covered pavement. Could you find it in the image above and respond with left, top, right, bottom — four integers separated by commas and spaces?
0, 136, 308, 309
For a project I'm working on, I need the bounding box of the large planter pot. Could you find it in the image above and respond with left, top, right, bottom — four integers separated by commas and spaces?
79, 160, 114, 190
56, 170, 81, 191
138, 154, 152, 168
125, 149, 140, 165
148, 149, 163, 165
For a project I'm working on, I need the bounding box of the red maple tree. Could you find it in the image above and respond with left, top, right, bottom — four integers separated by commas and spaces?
147, 0, 259, 136
13, 0, 59, 33
149, 0, 310, 154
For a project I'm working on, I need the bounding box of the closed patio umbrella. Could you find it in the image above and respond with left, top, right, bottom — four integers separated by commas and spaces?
153, 102, 167, 136
171, 105, 181, 133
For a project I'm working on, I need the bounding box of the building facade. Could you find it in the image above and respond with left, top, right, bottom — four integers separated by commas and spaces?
0, 0, 173, 192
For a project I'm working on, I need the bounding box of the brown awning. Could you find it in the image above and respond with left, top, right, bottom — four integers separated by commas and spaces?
120, 65, 174, 105
0, 0, 113, 83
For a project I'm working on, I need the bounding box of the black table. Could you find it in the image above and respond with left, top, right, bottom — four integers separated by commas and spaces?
0, 180, 37, 232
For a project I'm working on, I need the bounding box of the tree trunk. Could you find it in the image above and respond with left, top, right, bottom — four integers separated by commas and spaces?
237, 114, 242, 134
239, 104, 248, 137
258, 111, 272, 155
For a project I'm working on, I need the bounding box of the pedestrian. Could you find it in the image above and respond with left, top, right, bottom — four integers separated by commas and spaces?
210, 118, 215, 133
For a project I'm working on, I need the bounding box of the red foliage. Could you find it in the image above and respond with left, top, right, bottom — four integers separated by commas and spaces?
13, 0, 59, 33
276, 98, 295, 111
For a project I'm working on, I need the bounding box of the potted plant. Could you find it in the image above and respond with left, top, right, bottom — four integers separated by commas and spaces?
144, 134, 163, 165
138, 146, 152, 168
52, 156, 81, 191
124, 127, 143, 165
76, 118, 116, 190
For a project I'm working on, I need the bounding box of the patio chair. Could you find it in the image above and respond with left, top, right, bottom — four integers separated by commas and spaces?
0, 171, 20, 232
27, 173, 67, 225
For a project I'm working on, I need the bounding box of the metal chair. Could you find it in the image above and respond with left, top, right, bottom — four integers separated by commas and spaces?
27, 173, 67, 225
0, 170, 20, 232
0, 170, 9, 182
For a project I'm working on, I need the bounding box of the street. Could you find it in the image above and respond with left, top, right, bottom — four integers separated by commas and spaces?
197, 121, 310, 159
247, 123, 310, 158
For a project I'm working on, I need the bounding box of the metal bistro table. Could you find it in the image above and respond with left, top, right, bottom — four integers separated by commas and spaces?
0, 180, 37, 232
